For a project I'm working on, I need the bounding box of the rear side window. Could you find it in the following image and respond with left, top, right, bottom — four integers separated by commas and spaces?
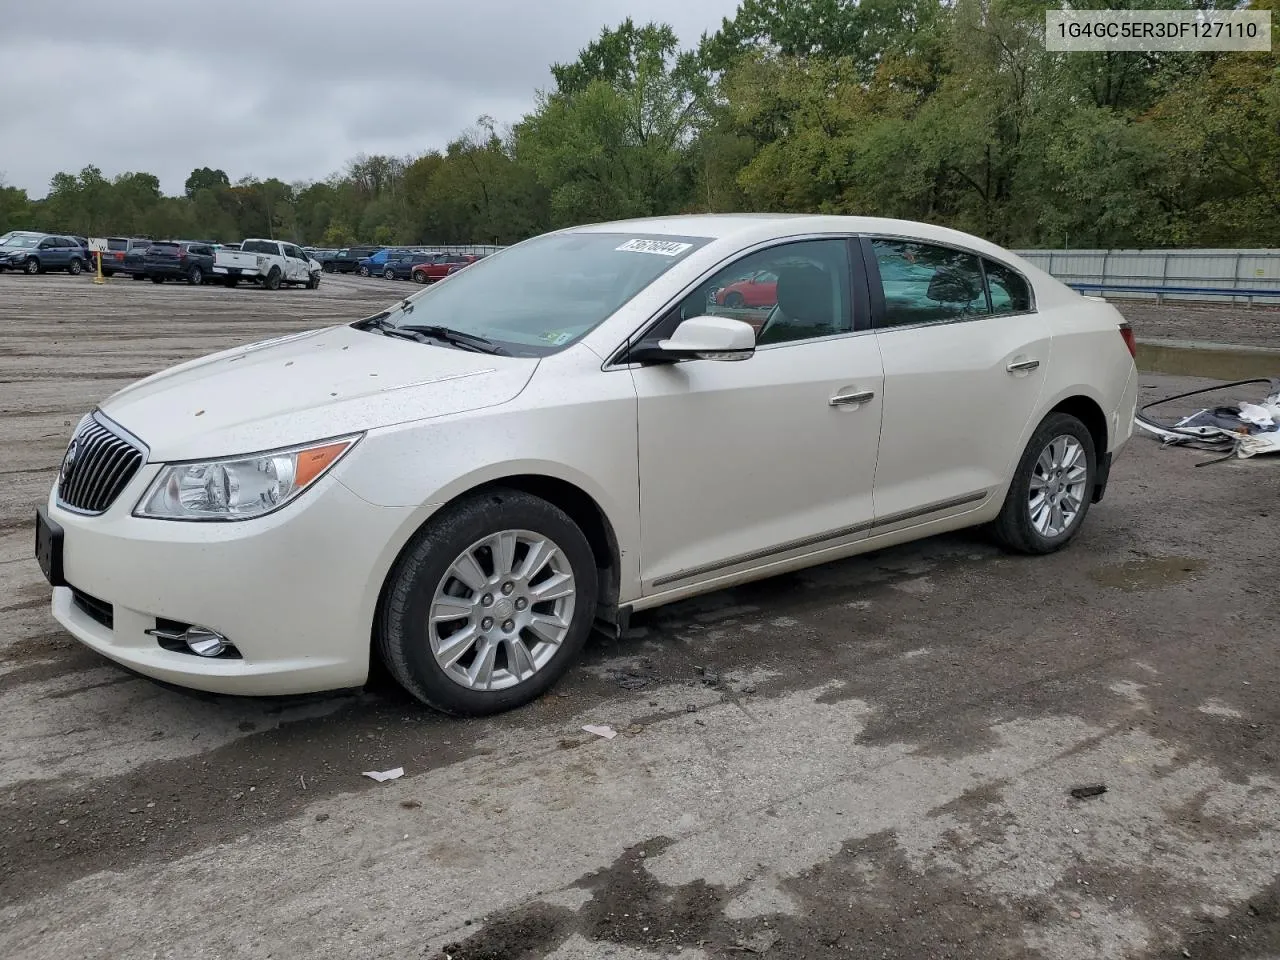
241, 240, 278, 255
984, 259, 1033, 314
869, 239, 990, 329
190, 245, 212, 256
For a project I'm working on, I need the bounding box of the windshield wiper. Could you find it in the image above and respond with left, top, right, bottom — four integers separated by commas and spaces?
356, 313, 509, 356
396, 324, 510, 356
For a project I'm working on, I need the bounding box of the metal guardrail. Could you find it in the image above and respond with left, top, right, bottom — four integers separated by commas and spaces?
1017, 249, 1280, 305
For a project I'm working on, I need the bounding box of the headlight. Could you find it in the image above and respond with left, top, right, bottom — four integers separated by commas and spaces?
134, 435, 360, 521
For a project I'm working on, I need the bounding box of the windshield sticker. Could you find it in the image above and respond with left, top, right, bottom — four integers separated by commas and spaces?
616, 238, 694, 257
540, 330, 574, 346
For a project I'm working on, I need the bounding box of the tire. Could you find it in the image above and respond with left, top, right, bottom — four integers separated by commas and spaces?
224, 275, 238, 287
306, 274, 320, 290
724, 291, 745, 308
187, 265, 203, 285
383, 267, 396, 280
23, 258, 40, 275
377, 488, 599, 715
413, 271, 428, 284
358, 265, 370, 277
151, 275, 165, 284
991, 412, 1096, 555
322, 262, 334, 273
263, 267, 281, 291
68, 258, 83, 275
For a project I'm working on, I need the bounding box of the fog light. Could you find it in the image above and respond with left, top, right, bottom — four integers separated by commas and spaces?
147, 621, 237, 658
183, 628, 229, 657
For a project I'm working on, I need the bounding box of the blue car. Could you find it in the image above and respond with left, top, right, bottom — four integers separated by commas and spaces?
0, 232, 92, 275
356, 248, 397, 277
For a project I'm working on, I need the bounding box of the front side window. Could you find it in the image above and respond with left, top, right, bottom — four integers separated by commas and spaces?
649, 239, 853, 347
869, 240, 990, 328
380, 231, 712, 356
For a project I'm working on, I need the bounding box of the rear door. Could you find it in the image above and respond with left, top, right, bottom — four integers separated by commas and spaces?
863, 236, 1051, 528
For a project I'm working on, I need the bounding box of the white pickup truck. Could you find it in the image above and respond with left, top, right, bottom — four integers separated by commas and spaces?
212, 239, 322, 290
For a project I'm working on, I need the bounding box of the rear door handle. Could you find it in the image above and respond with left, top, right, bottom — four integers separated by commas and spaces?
1006, 359, 1040, 373
830, 390, 875, 407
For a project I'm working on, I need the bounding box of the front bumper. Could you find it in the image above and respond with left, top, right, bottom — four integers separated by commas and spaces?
45, 465, 416, 696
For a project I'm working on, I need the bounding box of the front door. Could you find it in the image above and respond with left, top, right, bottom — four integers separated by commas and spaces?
863, 237, 1051, 528
630, 237, 884, 594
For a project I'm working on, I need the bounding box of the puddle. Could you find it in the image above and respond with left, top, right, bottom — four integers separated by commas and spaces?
1137, 340, 1280, 380
1090, 556, 1205, 592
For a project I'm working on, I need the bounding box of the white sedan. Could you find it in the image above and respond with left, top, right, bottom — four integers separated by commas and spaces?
35, 215, 1138, 714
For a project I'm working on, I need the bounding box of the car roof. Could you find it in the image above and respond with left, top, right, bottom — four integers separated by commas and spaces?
566, 213, 1017, 259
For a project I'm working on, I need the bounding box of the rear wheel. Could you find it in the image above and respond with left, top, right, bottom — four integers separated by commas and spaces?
223, 275, 238, 287
131, 273, 146, 281
68, 258, 83, 275
377, 489, 599, 715
263, 267, 282, 291
151, 275, 165, 284
992, 412, 1096, 555
23, 258, 40, 275
102, 269, 115, 278
322, 262, 334, 273
724, 291, 745, 307
187, 265, 203, 285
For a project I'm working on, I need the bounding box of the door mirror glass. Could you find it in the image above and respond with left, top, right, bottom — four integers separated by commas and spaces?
632, 316, 756, 364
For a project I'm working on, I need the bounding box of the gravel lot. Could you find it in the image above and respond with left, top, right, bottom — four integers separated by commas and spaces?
2, 273, 1279, 960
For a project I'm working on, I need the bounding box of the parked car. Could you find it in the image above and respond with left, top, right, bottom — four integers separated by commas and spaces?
144, 241, 217, 285
34, 214, 1137, 716
211, 238, 322, 289
713, 268, 778, 308
382, 251, 440, 280
326, 246, 380, 273
410, 253, 481, 284
0, 232, 91, 275
356, 247, 402, 277
102, 237, 154, 279
307, 248, 340, 270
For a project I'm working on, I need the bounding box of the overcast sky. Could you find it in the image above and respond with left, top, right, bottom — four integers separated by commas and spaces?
1, 0, 740, 199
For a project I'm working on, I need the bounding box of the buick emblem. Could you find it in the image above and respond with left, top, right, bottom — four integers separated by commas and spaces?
60, 439, 80, 486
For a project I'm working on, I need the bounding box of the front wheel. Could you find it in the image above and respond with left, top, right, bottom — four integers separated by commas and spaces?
23, 258, 40, 275
724, 291, 745, 308
306, 273, 320, 290
377, 489, 599, 715
412, 271, 428, 284
992, 412, 1096, 555
358, 266, 370, 277
151, 275, 165, 284
68, 258, 83, 275
383, 267, 396, 280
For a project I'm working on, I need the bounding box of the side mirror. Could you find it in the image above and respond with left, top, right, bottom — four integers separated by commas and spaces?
630, 316, 756, 364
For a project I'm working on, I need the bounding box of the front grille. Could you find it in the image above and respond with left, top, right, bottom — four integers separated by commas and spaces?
57, 413, 146, 515
70, 587, 113, 629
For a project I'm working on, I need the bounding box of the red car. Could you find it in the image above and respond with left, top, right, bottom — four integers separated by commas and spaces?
411, 253, 481, 284
714, 269, 778, 308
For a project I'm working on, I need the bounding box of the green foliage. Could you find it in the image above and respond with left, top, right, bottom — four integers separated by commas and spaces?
12, 3, 1276, 247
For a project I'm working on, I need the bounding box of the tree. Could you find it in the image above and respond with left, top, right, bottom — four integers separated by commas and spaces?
183, 167, 230, 200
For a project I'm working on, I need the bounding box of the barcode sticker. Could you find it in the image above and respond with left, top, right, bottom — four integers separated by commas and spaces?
616, 239, 694, 257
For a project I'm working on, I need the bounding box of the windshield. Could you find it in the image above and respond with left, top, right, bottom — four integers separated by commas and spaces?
1, 234, 41, 249
374, 231, 711, 356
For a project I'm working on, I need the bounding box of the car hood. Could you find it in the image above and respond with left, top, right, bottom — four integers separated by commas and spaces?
99, 324, 538, 461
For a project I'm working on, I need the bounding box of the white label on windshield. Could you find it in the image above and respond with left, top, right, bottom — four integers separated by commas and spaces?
616, 239, 693, 257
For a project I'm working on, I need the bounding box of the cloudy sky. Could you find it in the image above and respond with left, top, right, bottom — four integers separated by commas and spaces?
1, 0, 740, 199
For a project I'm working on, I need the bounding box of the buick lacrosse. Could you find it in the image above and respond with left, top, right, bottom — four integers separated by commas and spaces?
36, 215, 1138, 714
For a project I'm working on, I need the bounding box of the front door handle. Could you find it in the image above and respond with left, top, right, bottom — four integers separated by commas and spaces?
830, 390, 875, 407
1006, 359, 1040, 373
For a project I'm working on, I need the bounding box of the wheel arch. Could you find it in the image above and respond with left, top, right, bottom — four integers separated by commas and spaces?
1047, 393, 1108, 461
367, 472, 624, 668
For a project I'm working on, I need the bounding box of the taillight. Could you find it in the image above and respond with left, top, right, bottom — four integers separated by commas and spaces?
1119, 324, 1137, 358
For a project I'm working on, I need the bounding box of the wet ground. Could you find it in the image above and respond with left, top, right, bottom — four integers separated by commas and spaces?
1, 274, 1279, 959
